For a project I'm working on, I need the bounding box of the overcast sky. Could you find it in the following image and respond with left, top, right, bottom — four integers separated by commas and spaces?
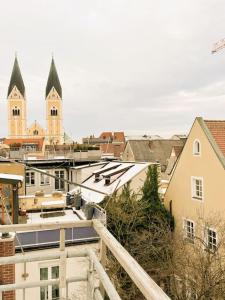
0, 0, 225, 140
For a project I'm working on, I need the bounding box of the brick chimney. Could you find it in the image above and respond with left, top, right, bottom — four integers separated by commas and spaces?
0, 233, 15, 300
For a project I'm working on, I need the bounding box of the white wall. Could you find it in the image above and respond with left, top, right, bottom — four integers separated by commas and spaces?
15, 243, 99, 300
26, 168, 68, 195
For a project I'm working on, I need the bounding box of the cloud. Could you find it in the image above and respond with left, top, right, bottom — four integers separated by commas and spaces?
0, 0, 225, 139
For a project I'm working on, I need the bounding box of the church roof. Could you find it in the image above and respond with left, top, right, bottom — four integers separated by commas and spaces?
46, 58, 62, 98
7, 57, 25, 97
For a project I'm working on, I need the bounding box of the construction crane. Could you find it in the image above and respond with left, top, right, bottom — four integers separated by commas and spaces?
212, 38, 225, 54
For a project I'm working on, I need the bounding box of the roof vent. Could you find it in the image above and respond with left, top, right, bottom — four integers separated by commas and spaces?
105, 176, 111, 186
94, 174, 101, 182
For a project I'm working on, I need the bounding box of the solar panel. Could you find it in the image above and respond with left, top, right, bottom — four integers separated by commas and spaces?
15, 227, 99, 250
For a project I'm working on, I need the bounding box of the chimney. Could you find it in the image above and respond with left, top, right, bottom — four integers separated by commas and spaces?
0, 233, 15, 300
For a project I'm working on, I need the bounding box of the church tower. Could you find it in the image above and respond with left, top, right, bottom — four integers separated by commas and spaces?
46, 58, 63, 144
7, 57, 27, 138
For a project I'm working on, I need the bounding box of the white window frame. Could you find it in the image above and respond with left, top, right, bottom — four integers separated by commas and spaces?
40, 171, 50, 186
183, 218, 195, 242
193, 139, 201, 156
55, 170, 65, 190
39, 261, 59, 300
205, 227, 217, 252
191, 176, 203, 201
26, 171, 35, 186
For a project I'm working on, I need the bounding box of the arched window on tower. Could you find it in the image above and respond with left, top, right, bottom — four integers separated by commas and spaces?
12, 106, 20, 116
33, 130, 39, 136
51, 107, 58, 116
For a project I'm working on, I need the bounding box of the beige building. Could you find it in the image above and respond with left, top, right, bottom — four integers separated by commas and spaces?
7, 57, 64, 145
164, 117, 225, 250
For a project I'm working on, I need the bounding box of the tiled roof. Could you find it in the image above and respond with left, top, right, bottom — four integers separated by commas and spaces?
4, 138, 44, 150
99, 132, 113, 140
100, 143, 125, 158
46, 58, 62, 98
8, 57, 25, 97
205, 120, 225, 157
113, 132, 125, 143
127, 139, 185, 167
173, 145, 183, 157
99, 132, 125, 143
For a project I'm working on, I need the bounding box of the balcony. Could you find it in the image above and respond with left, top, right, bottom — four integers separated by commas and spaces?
0, 219, 170, 300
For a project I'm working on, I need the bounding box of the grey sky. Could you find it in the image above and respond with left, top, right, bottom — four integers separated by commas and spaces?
0, 0, 225, 140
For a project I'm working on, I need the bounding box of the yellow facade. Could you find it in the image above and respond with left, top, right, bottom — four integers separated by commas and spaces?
164, 118, 225, 237
46, 87, 63, 144
27, 121, 45, 138
8, 86, 27, 138
7, 58, 64, 145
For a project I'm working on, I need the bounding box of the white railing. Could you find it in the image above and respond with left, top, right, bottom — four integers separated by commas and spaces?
0, 219, 170, 300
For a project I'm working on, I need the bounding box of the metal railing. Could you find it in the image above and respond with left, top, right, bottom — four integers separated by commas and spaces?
0, 219, 170, 300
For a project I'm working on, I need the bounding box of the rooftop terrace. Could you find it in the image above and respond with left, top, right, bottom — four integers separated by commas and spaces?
0, 219, 170, 300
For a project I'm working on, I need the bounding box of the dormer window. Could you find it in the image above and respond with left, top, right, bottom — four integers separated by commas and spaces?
51, 107, 58, 116
105, 176, 111, 185
12, 106, 20, 116
193, 139, 201, 156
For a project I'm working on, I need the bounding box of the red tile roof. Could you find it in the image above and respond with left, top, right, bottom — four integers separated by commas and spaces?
4, 138, 44, 150
205, 120, 225, 157
100, 143, 125, 158
113, 132, 125, 143
99, 131, 125, 143
99, 132, 113, 140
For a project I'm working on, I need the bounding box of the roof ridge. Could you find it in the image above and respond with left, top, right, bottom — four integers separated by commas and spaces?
204, 119, 225, 122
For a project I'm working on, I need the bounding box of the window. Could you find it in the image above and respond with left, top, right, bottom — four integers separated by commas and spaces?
184, 219, 194, 242
206, 228, 217, 251
12, 106, 20, 116
193, 139, 201, 156
55, 170, 64, 190
33, 130, 39, 135
26, 171, 35, 186
51, 107, 58, 116
40, 172, 50, 185
40, 265, 59, 300
191, 177, 203, 200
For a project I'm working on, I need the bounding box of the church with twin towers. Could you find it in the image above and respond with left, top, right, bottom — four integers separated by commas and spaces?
7, 56, 64, 144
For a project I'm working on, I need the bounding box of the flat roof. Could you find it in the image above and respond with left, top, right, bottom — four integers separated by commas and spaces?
27, 209, 80, 224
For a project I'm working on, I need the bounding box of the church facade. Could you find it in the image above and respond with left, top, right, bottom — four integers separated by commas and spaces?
7, 57, 64, 145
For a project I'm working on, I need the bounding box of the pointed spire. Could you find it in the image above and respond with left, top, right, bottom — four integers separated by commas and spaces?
46, 58, 62, 98
7, 56, 25, 97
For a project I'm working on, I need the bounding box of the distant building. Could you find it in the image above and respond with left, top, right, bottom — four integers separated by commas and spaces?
165, 145, 184, 178
122, 139, 186, 174
83, 131, 125, 159
70, 161, 153, 204
171, 134, 187, 140
7, 56, 64, 145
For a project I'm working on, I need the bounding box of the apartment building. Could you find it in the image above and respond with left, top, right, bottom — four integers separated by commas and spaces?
164, 117, 225, 249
